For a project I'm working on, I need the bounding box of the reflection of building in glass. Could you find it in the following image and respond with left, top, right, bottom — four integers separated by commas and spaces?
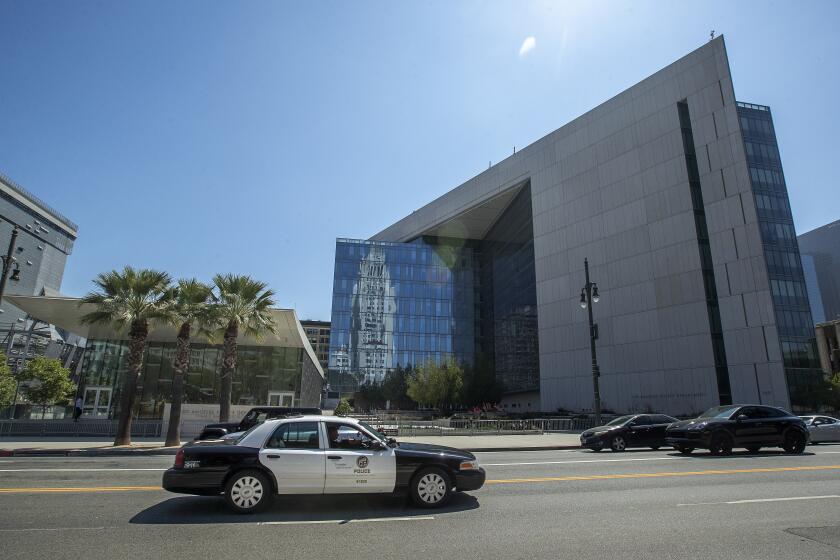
328, 185, 539, 404
350, 246, 395, 385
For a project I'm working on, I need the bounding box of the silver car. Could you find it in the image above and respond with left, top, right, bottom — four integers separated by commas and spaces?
800, 416, 840, 443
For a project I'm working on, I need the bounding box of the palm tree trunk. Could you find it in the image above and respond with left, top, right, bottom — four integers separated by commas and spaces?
219, 320, 238, 422
114, 319, 148, 446
165, 321, 191, 447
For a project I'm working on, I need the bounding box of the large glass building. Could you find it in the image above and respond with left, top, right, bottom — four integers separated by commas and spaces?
330, 36, 822, 414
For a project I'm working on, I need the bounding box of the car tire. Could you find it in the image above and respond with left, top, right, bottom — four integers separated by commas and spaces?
224, 469, 273, 514
410, 467, 452, 508
782, 430, 806, 455
675, 445, 694, 455
709, 433, 733, 456
650, 446, 660, 451
610, 436, 627, 452
745, 446, 761, 453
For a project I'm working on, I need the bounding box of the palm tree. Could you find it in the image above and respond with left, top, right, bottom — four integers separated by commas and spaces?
80, 267, 173, 446
164, 279, 215, 447
212, 274, 277, 422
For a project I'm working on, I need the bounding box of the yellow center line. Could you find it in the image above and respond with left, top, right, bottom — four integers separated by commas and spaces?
485, 464, 840, 484
0, 486, 162, 494
1, 465, 839, 493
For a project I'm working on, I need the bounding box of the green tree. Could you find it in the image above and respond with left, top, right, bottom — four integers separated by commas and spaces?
406, 360, 463, 411
0, 351, 15, 410
165, 279, 216, 447
212, 274, 276, 422
334, 398, 353, 417
382, 364, 413, 409
81, 267, 174, 446
19, 357, 75, 417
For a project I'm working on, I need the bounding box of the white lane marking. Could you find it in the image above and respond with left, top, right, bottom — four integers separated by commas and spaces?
0, 526, 118, 532
0, 468, 166, 472
260, 516, 434, 526
483, 457, 685, 467
678, 495, 840, 506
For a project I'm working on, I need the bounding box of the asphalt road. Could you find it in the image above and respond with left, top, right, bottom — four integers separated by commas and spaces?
1, 445, 839, 559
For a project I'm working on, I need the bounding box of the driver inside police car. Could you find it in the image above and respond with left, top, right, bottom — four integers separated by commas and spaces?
327, 424, 367, 449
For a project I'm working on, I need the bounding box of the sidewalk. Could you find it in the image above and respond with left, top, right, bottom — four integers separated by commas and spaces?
1, 433, 582, 456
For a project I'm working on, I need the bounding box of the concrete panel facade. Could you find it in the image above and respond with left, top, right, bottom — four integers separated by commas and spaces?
372, 37, 789, 415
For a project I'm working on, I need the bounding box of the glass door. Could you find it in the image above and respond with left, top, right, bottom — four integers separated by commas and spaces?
82, 387, 112, 418
268, 392, 295, 407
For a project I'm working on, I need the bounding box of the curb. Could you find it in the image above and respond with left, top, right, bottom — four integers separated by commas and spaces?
3, 447, 181, 457
463, 445, 581, 452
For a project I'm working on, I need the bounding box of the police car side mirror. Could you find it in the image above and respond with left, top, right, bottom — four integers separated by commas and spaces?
370, 440, 386, 451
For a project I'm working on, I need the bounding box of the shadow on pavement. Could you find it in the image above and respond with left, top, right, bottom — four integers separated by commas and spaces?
130, 492, 479, 525
665, 449, 816, 459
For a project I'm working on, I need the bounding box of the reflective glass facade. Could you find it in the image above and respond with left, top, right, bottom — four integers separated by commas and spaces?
329, 185, 540, 396
329, 238, 478, 393
81, 339, 310, 418
737, 102, 822, 409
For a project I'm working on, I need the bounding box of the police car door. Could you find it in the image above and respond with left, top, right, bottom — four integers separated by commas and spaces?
259, 421, 326, 494
322, 422, 396, 493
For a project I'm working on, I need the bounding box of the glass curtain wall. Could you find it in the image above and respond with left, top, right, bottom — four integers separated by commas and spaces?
328, 184, 541, 397
479, 186, 540, 393
328, 238, 477, 393
80, 339, 305, 418
737, 102, 822, 410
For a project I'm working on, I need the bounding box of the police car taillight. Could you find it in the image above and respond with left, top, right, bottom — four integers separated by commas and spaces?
174, 448, 185, 468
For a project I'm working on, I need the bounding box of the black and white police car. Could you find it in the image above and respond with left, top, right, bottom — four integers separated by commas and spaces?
163, 415, 486, 513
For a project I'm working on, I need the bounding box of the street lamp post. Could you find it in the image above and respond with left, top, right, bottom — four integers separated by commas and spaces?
0, 225, 21, 304
579, 258, 602, 426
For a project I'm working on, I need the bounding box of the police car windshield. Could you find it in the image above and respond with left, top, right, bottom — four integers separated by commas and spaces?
358, 421, 387, 442
233, 423, 263, 444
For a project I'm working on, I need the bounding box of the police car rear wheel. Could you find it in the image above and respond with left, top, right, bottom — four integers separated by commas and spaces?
411, 467, 452, 508
225, 470, 272, 514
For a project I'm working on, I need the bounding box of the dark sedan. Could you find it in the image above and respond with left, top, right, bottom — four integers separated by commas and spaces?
666, 404, 808, 455
580, 414, 678, 452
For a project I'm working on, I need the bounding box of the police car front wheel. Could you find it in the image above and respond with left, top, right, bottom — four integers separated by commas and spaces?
410, 467, 452, 508
224, 469, 273, 514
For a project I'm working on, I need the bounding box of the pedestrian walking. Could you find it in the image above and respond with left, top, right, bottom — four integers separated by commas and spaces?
73, 396, 83, 422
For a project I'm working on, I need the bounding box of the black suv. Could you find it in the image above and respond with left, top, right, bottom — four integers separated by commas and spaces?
196, 407, 322, 440
666, 404, 808, 455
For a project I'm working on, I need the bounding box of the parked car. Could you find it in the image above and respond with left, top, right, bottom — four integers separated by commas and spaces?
195, 406, 322, 440
164, 415, 486, 513
800, 415, 840, 444
665, 405, 808, 455
580, 414, 678, 452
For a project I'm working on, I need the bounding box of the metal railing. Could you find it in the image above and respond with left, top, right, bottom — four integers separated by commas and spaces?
373, 417, 597, 437
0, 419, 162, 438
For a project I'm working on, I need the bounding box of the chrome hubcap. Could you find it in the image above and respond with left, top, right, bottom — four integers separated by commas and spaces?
231, 476, 263, 509
613, 437, 625, 451
417, 473, 446, 504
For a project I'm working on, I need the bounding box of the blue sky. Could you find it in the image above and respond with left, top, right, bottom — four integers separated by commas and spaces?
1, 1, 838, 321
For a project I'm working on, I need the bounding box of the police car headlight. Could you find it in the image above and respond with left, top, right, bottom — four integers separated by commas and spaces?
459, 460, 480, 471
